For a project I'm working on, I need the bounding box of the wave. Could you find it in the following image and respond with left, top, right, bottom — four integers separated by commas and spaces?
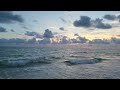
0, 57, 51, 68
64, 58, 107, 66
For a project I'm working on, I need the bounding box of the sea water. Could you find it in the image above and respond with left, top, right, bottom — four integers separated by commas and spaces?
0, 44, 120, 79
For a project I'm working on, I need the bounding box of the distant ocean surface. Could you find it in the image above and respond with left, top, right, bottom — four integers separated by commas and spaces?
0, 44, 120, 79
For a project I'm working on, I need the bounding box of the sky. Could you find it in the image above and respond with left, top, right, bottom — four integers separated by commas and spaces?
0, 11, 120, 42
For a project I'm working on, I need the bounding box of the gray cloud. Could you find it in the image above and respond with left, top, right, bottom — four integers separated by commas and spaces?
35, 34, 43, 38
96, 22, 112, 29
27, 38, 37, 44
77, 36, 88, 43
93, 18, 112, 29
53, 32, 59, 35
117, 35, 120, 37
0, 26, 7, 32
33, 20, 38, 22
25, 31, 43, 38
59, 17, 67, 23
22, 26, 29, 30
59, 27, 64, 31
43, 29, 54, 38
38, 38, 52, 44
10, 29, 15, 32
73, 16, 113, 29
59, 36, 70, 44
59, 35, 88, 44
93, 18, 103, 24
0, 11, 24, 24
117, 15, 120, 19
74, 33, 79, 36
89, 39, 110, 44
73, 16, 91, 27
0, 38, 26, 44
103, 14, 116, 20
111, 37, 120, 44
25, 31, 37, 36
117, 15, 120, 22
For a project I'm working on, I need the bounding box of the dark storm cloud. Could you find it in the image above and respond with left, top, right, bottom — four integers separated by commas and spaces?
59, 27, 64, 31
103, 14, 116, 20
59, 17, 67, 23
0, 26, 7, 32
73, 16, 91, 27
0, 11, 24, 24
43, 29, 54, 38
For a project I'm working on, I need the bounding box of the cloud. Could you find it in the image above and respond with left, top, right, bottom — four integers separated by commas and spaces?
117, 15, 120, 18
25, 31, 37, 36
38, 38, 52, 44
59, 17, 67, 23
0, 38, 26, 44
35, 34, 43, 38
25, 31, 43, 38
92, 18, 112, 29
22, 26, 29, 30
92, 18, 103, 24
59, 35, 88, 44
77, 36, 88, 43
0, 11, 24, 24
0, 38, 38, 44
0, 26, 7, 32
117, 35, 120, 37
53, 32, 59, 35
117, 15, 120, 22
59, 36, 70, 44
89, 39, 110, 44
74, 33, 79, 36
33, 20, 38, 22
103, 14, 116, 20
59, 27, 64, 31
43, 29, 54, 38
73, 16, 113, 29
73, 16, 91, 27
111, 37, 120, 44
96, 22, 112, 29
10, 29, 15, 32
27, 38, 37, 44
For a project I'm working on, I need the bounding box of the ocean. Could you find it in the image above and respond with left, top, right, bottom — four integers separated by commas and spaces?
0, 44, 120, 79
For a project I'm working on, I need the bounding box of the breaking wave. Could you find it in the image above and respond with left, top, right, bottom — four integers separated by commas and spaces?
64, 58, 107, 66
0, 57, 52, 68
